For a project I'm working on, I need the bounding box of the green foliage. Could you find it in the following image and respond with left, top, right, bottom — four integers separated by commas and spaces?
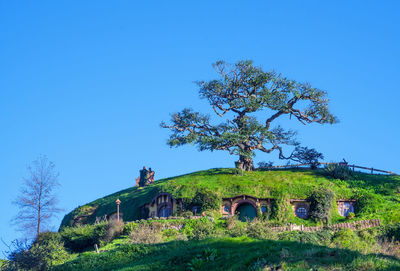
54, 235, 400, 271
382, 223, 400, 242
60, 222, 108, 252
271, 193, 292, 224
183, 217, 216, 240
225, 216, 246, 237
186, 189, 221, 213
6, 232, 69, 271
332, 229, 363, 250
61, 168, 400, 228
308, 188, 334, 222
277, 230, 333, 246
324, 163, 353, 180
102, 220, 124, 245
289, 146, 324, 169
129, 224, 162, 244
161, 60, 337, 170
246, 219, 276, 239
123, 222, 138, 235
347, 212, 355, 220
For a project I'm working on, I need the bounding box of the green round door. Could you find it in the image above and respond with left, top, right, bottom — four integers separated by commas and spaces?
235, 203, 257, 221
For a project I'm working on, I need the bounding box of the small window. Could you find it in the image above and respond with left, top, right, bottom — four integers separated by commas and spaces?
223, 205, 230, 213
296, 207, 308, 219
261, 206, 267, 213
341, 202, 354, 217
192, 206, 199, 215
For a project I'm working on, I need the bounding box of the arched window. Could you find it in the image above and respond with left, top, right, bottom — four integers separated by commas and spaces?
296, 207, 308, 219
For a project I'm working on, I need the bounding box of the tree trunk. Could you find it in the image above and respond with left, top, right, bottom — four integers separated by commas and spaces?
236, 155, 255, 171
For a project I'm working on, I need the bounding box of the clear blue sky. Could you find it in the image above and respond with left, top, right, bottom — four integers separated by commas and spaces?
1, 1, 399, 254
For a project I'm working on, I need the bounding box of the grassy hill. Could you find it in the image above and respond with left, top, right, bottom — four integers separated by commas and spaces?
6, 168, 400, 271
61, 168, 400, 228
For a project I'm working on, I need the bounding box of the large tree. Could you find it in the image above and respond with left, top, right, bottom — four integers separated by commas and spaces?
12, 155, 61, 237
161, 60, 337, 171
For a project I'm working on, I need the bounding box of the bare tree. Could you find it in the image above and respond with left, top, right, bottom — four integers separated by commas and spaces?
12, 155, 61, 237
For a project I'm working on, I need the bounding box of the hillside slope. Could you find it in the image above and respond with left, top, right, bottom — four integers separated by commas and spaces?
60, 168, 400, 228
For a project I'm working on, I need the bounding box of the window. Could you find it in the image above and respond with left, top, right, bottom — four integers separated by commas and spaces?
192, 206, 199, 215
159, 206, 170, 218
261, 206, 267, 213
341, 202, 354, 217
296, 207, 308, 218
223, 205, 230, 213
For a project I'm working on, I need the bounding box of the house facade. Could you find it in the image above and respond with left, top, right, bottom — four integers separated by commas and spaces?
136, 192, 355, 221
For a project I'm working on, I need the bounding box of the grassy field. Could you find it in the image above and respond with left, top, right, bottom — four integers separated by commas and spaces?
61, 168, 400, 227
54, 233, 400, 271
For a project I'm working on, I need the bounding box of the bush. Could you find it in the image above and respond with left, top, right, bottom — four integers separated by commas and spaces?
225, 216, 246, 237
383, 223, 400, 242
183, 217, 216, 240
271, 194, 292, 224
102, 220, 124, 245
187, 189, 221, 213
332, 229, 366, 250
246, 219, 275, 239
347, 212, 355, 220
6, 232, 69, 271
324, 163, 353, 180
60, 222, 107, 252
123, 222, 138, 235
277, 230, 333, 246
308, 188, 334, 223
130, 224, 162, 244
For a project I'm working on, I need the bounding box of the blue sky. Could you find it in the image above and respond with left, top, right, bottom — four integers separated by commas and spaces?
0, 1, 399, 255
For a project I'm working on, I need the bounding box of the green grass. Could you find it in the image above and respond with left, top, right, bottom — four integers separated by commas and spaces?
60, 168, 400, 228
53, 236, 400, 271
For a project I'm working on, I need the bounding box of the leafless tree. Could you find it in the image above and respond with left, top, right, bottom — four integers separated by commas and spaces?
12, 155, 61, 237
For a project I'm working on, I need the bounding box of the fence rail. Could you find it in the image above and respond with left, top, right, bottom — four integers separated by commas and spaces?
271, 219, 381, 233
260, 162, 398, 175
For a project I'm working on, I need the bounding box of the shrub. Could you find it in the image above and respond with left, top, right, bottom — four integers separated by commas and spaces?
308, 188, 334, 223
183, 217, 216, 240
246, 219, 276, 239
271, 194, 292, 224
60, 222, 107, 252
277, 230, 333, 246
332, 229, 365, 250
187, 189, 221, 213
101, 220, 124, 245
225, 216, 246, 237
324, 163, 353, 180
181, 210, 194, 218
383, 223, 400, 242
129, 224, 162, 244
347, 212, 355, 220
123, 222, 138, 235
6, 232, 69, 271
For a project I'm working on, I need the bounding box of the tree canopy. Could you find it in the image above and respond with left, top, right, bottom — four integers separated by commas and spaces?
161, 60, 337, 171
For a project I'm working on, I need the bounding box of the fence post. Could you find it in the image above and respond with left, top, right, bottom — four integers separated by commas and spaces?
371, 168, 374, 174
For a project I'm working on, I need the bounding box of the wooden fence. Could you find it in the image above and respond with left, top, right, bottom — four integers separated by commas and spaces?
261, 162, 398, 175
271, 219, 381, 233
